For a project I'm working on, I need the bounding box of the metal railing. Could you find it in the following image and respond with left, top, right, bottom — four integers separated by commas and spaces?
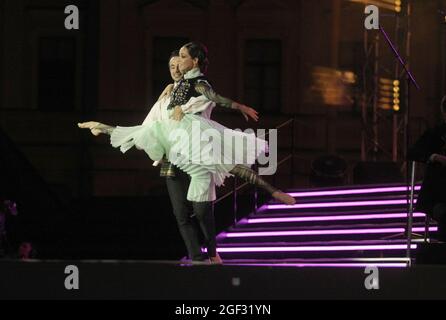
214, 117, 296, 226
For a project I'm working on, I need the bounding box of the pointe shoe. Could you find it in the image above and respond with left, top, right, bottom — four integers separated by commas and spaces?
78, 121, 102, 136
272, 191, 296, 205
209, 253, 223, 265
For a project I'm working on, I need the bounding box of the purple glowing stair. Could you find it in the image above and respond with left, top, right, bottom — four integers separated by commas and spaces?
215, 183, 437, 267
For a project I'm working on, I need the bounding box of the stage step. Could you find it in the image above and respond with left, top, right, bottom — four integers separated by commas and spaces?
236, 211, 428, 228
215, 183, 434, 267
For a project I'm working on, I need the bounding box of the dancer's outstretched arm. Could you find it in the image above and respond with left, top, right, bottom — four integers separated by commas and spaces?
195, 82, 259, 122
78, 121, 116, 136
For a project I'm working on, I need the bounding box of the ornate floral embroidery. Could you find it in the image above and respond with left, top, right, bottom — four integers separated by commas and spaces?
167, 77, 206, 110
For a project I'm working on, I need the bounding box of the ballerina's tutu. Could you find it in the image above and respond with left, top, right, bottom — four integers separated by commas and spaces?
111, 114, 268, 201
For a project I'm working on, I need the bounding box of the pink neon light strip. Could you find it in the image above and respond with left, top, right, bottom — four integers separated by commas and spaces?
216, 244, 417, 253
246, 212, 426, 224
266, 199, 417, 210
222, 227, 438, 238
288, 186, 421, 197
228, 263, 407, 268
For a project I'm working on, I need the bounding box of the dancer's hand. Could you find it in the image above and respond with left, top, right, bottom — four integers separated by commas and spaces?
171, 106, 185, 121
233, 102, 259, 122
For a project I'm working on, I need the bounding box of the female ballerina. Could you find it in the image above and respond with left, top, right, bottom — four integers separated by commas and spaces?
79, 42, 295, 205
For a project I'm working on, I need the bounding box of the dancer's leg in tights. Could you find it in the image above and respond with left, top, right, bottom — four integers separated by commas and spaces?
229, 165, 296, 205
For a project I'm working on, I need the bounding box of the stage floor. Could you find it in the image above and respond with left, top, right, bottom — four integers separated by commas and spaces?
1, 259, 446, 300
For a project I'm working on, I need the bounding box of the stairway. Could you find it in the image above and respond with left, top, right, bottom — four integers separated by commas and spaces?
215, 183, 437, 267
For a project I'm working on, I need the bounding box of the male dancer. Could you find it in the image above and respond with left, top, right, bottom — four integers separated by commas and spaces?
79, 51, 256, 263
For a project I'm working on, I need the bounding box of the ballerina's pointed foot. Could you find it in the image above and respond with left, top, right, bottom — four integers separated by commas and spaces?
272, 191, 296, 205
77, 121, 102, 136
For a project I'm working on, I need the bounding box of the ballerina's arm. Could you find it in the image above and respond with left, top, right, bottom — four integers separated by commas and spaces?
194, 81, 259, 122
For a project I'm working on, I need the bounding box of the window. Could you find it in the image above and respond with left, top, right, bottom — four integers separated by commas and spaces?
38, 37, 76, 111
152, 37, 189, 98
339, 41, 364, 84
339, 41, 366, 111
244, 39, 282, 113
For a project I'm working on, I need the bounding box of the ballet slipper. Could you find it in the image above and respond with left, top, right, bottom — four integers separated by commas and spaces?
78, 121, 104, 136
272, 191, 296, 205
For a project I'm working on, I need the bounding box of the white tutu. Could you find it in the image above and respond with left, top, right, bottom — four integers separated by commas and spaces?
111, 114, 268, 201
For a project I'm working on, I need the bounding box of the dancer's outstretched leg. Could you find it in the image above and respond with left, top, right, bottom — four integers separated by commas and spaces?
78, 122, 295, 205
229, 165, 296, 205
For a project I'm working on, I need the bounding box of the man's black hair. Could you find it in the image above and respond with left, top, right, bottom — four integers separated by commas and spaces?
168, 50, 180, 67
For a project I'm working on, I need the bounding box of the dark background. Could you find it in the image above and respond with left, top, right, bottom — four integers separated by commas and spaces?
1, 0, 446, 259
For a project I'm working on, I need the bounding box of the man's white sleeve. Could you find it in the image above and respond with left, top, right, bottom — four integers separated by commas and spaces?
180, 95, 215, 114
142, 99, 163, 125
